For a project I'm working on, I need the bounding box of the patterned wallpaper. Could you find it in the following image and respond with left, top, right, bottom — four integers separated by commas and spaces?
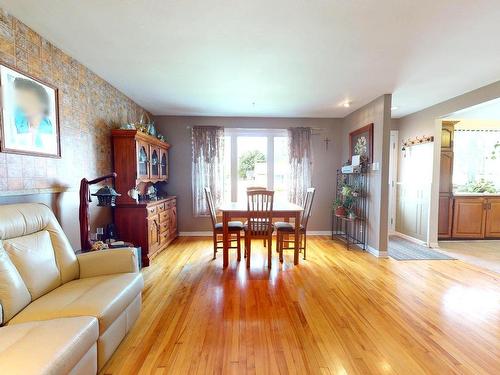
0, 9, 147, 193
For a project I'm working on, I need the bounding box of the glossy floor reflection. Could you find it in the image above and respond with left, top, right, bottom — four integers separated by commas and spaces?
101, 236, 500, 375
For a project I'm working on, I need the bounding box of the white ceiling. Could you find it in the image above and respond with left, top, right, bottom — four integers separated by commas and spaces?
447, 98, 500, 120
2, 0, 500, 118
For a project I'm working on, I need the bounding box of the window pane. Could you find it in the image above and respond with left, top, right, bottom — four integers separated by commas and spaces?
223, 135, 231, 201
274, 136, 290, 202
453, 131, 500, 192
237, 136, 267, 201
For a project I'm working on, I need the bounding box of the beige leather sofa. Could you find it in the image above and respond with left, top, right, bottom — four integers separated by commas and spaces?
0, 203, 144, 374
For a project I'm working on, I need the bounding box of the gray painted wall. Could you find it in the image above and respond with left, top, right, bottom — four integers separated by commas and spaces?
394, 80, 500, 246
154, 116, 343, 232
341, 95, 392, 253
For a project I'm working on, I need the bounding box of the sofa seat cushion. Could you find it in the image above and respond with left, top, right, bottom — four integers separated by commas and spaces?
8, 273, 143, 334
0, 316, 98, 375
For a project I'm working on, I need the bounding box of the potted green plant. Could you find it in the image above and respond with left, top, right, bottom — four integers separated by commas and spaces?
341, 184, 352, 197
347, 209, 357, 220
333, 198, 346, 217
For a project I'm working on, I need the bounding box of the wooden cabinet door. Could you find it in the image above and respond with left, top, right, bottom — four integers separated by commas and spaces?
160, 148, 168, 181
485, 198, 500, 238
148, 215, 160, 253
439, 151, 453, 193
150, 146, 160, 179
137, 141, 150, 179
438, 194, 453, 238
169, 205, 177, 236
452, 197, 486, 238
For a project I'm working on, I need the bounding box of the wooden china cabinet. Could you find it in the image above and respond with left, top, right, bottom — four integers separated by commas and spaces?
111, 129, 177, 266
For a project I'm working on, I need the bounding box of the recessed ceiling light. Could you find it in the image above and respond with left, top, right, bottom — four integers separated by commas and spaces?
391, 106, 399, 110
342, 101, 351, 108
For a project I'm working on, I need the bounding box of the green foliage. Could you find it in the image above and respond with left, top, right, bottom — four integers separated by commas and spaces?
238, 150, 266, 178
457, 179, 498, 193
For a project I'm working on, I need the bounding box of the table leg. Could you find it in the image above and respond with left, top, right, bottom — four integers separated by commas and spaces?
294, 211, 300, 265
223, 212, 229, 268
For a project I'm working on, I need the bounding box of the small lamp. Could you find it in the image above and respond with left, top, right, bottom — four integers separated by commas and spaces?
92, 185, 121, 206
79, 173, 120, 251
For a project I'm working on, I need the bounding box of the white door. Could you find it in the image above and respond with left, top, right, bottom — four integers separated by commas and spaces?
388, 130, 398, 233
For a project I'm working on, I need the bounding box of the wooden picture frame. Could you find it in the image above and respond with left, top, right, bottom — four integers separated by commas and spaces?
0, 63, 61, 158
349, 123, 373, 163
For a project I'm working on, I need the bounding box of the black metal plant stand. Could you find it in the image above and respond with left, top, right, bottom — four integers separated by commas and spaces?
331, 169, 368, 250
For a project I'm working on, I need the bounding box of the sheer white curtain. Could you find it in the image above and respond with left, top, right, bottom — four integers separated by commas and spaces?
288, 127, 312, 206
192, 126, 224, 216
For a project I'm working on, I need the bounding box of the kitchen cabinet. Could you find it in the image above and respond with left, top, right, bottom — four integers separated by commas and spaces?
452, 196, 500, 239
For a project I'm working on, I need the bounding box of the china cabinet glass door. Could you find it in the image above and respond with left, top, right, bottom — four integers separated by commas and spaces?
150, 147, 160, 179
160, 148, 168, 180
137, 141, 150, 179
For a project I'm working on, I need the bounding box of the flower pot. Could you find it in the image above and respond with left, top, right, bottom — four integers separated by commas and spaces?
335, 207, 346, 216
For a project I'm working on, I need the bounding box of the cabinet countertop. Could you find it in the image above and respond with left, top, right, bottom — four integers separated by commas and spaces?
115, 196, 176, 208
453, 193, 500, 197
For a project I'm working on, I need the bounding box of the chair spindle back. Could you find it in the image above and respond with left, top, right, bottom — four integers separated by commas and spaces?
300, 188, 316, 229
204, 187, 218, 229
246, 190, 274, 236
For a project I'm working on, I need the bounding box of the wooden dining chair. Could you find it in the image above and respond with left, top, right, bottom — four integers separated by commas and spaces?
275, 188, 316, 262
204, 187, 244, 261
246, 186, 269, 246
244, 190, 274, 268
246, 186, 267, 192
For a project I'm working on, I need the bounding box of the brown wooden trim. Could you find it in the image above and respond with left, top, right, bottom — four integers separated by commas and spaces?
111, 129, 170, 149
349, 123, 373, 162
0, 62, 61, 158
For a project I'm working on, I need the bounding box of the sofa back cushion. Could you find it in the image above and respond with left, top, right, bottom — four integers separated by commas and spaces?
3, 231, 61, 300
0, 203, 79, 283
0, 246, 31, 324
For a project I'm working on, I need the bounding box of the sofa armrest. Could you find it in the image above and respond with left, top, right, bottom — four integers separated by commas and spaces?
77, 248, 139, 278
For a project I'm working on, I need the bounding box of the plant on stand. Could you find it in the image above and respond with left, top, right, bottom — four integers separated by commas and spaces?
333, 183, 358, 218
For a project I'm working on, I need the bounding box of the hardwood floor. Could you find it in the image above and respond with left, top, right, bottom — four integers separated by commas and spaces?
101, 236, 500, 375
438, 240, 500, 274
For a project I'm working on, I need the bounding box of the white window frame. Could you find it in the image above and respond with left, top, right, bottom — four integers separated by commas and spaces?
224, 128, 288, 202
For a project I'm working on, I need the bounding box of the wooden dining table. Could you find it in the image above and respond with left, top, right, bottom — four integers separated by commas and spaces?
218, 201, 303, 268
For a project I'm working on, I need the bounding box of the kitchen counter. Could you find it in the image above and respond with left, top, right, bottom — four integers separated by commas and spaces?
453, 192, 500, 197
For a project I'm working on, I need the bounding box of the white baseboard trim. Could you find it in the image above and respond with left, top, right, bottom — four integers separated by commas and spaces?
392, 231, 428, 247
429, 242, 439, 248
179, 230, 332, 237
366, 245, 388, 258
179, 231, 212, 236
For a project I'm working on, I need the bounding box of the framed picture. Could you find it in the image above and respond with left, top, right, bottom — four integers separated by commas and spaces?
0, 64, 60, 157
349, 123, 373, 163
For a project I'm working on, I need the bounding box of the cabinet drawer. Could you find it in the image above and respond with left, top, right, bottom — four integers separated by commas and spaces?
157, 203, 165, 212
146, 205, 157, 216
159, 211, 168, 223
160, 221, 169, 233
160, 231, 169, 245
166, 199, 176, 208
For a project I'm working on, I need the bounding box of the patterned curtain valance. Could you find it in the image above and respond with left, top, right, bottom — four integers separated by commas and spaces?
288, 127, 313, 206
192, 126, 225, 216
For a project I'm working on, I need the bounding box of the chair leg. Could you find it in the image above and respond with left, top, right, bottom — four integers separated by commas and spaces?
246, 236, 251, 268
213, 233, 217, 260
268, 234, 272, 269
237, 232, 241, 261
303, 232, 307, 260
279, 232, 284, 263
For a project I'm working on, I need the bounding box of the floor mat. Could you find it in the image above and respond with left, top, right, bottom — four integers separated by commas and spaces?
389, 236, 456, 260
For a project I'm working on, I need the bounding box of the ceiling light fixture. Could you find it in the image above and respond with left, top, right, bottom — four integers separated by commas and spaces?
391, 106, 399, 110
342, 101, 351, 108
